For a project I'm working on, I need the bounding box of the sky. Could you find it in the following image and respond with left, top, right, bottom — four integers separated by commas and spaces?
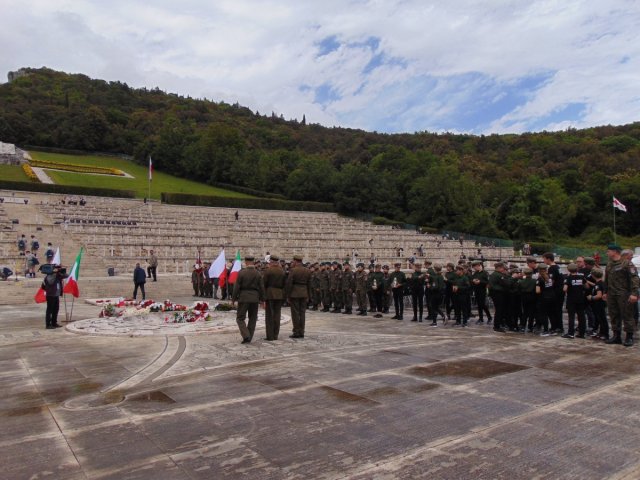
1, 0, 639, 134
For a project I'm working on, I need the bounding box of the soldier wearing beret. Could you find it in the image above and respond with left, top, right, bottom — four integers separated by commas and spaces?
388, 262, 407, 320
427, 264, 446, 325
369, 264, 386, 315
451, 265, 471, 326
262, 254, 285, 341
382, 265, 392, 314
604, 244, 639, 346
409, 262, 427, 322
319, 263, 331, 312
519, 267, 537, 332
232, 256, 265, 344
310, 263, 322, 311
330, 262, 343, 313
286, 255, 312, 338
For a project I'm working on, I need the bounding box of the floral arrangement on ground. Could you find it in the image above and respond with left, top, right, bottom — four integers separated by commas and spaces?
98, 299, 233, 323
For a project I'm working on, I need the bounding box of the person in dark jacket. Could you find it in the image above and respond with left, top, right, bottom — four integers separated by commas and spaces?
133, 262, 147, 300
42, 253, 68, 329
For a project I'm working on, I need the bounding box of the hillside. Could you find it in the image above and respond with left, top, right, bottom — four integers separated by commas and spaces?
1, 67, 639, 243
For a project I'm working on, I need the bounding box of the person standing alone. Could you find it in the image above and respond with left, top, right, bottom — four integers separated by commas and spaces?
133, 262, 146, 300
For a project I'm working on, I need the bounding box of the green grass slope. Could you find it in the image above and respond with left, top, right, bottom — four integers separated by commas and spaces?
29, 151, 253, 200
0, 165, 29, 181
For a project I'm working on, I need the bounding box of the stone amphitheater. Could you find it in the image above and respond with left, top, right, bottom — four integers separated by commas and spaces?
0, 189, 518, 304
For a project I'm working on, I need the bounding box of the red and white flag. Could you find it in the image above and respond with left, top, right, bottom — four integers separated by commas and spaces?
208, 249, 227, 287
148, 156, 153, 181
228, 251, 242, 285
613, 196, 627, 212
63, 247, 84, 298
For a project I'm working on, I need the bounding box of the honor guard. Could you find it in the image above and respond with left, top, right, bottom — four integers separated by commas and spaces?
232, 256, 265, 344
354, 263, 369, 316
341, 262, 356, 314
262, 254, 285, 341
389, 263, 407, 320
286, 255, 312, 338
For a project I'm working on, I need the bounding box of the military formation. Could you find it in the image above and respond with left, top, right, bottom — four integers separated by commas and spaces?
193, 244, 640, 347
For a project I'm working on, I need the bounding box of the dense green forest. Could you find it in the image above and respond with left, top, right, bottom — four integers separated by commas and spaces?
1, 67, 639, 243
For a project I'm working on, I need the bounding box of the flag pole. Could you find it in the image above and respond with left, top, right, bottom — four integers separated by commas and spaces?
613, 195, 617, 244
63, 294, 69, 322
69, 297, 76, 323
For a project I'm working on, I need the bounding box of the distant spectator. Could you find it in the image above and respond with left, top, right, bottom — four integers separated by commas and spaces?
45, 242, 55, 259
133, 263, 146, 300
79, 197, 86, 206
1, 266, 13, 281
234, 210, 239, 221
17, 234, 27, 256
30, 235, 40, 253
26, 251, 39, 278
147, 249, 158, 281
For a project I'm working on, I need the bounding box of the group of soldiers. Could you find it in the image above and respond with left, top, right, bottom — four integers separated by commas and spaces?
196, 244, 640, 348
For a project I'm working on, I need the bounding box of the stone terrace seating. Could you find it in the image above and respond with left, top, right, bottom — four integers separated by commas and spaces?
27, 193, 516, 274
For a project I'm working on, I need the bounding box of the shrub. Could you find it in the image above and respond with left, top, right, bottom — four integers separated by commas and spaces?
29, 159, 124, 176
0, 180, 135, 198
161, 192, 334, 212
22, 164, 40, 182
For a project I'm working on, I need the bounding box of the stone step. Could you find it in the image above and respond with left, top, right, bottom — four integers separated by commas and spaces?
0, 274, 196, 305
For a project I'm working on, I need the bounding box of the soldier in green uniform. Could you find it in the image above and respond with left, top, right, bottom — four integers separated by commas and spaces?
409, 262, 427, 322
191, 265, 203, 297
380, 265, 390, 313
330, 262, 343, 313
319, 263, 331, 312
203, 261, 213, 298
389, 262, 407, 320
451, 265, 471, 326
262, 254, 285, 341
444, 263, 456, 319
355, 263, 369, 316
286, 255, 312, 338
366, 265, 377, 312
604, 244, 639, 346
427, 264, 446, 325
470, 260, 492, 324
370, 264, 386, 315
232, 256, 265, 344
341, 262, 356, 314
489, 262, 509, 332
310, 263, 321, 310
424, 260, 435, 320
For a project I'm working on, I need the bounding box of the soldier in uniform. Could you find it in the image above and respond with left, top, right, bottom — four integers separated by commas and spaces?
310, 263, 321, 310
389, 263, 407, 320
424, 260, 435, 320
319, 263, 331, 312
202, 261, 212, 298
366, 264, 376, 312
330, 262, 343, 313
489, 262, 508, 332
381, 265, 392, 313
355, 263, 369, 316
427, 264, 446, 325
341, 262, 356, 314
370, 264, 385, 315
470, 260, 492, 324
444, 263, 456, 319
519, 267, 537, 332
451, 265, 471, 326
604, 244, 639, 346
409, 262, 427, 322
232, 256, 265, 344
262, 254, 285, 341
286, 255, 312, 338
191, 264, 203, 297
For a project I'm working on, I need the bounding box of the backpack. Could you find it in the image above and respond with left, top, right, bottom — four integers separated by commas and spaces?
18, 239, 26, 249
32, 240, 40, 250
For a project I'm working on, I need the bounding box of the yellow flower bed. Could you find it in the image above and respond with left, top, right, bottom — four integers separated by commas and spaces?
22, 163, 40, 182
29, 159, 125, 176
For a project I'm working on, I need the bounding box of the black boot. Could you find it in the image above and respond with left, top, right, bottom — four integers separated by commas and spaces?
606, 332, 622, 345
624, 333, 634, 347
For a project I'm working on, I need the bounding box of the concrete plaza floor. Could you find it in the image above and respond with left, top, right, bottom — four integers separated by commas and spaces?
2, 298, 640, 479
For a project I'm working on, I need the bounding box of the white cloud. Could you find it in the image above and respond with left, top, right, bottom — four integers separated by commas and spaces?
0, 0, 638, 134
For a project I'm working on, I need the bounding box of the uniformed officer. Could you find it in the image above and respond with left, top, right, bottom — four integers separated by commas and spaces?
203, 261, 212, 298
470, 260, 491, 324
310, 263, 321, 310
388, 262, 407, 320
382, 265, 392, 313
262, 254, 285, 341
330, 262, 343, 313
354, 263, 368, 315
286, 255, 311, 338
444, 263, 456, 319
191, 264, 203, 297
341, 262, 355, 314
604, 244, 639, 346
427, 264, 446, 325
232, 256, 265, 344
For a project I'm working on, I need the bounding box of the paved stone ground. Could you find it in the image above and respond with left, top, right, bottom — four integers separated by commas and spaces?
2, 298, 640, 479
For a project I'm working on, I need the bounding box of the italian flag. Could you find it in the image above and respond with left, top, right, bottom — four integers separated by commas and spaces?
63, 247, 84, 298
228, 251, 242, 285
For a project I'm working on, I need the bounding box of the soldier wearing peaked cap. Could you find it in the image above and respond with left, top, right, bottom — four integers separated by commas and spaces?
232, 256, 265, 344
286, 255, 311, 338
262, 254, 285, 341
